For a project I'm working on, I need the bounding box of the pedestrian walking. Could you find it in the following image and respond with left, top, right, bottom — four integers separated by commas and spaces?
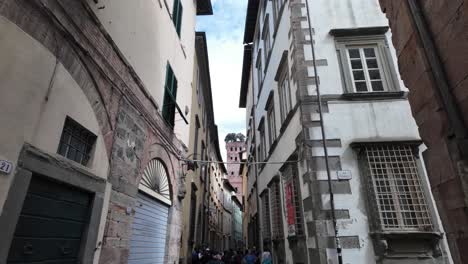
243, 249, 257, 264
261, 249, 272, 264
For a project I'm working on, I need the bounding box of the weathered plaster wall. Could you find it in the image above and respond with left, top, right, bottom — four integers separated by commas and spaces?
0, 1, 191, 263
0, 15, 112, 262
0, 15, 110, 206
86, 0, 196, 146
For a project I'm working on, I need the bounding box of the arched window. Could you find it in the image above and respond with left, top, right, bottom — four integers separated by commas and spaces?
139, 159, 172, 205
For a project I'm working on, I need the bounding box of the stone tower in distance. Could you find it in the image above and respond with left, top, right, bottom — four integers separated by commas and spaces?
225, 133, 245, 203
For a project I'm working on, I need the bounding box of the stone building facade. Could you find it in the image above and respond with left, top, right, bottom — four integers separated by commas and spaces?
239, 0, 452, 263
226, 140, 246, 202
0, 0, 212, 263
378, 1, 468, 263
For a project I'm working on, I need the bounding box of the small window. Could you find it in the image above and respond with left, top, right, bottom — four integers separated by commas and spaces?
162, 63, 178, 127
262, 15, 271, 63
57, 117, 96, 166
347, 47, 385, 92
278, 59, 292, 123
266, 96, 277, 147
258, 121, 267, 162
172, 0, 183, 37
256, 50, 263, 94
335, 35, 399, 94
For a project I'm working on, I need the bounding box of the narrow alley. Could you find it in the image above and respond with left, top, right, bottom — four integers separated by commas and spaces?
0, 0, 467, 264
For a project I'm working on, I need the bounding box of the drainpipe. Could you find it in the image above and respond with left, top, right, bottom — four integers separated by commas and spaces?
247, 43, 264, 252
303, 1, 343, 263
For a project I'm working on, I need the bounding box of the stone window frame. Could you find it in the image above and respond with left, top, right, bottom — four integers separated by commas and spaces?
272, 0, 286, 37
268, 176, 285, 240
262, 14, 272, 67
334, 34, 401, 95
265, 91, 277, 149
260, 190, 272, 241
275, 51, 292, 125
257, 117, 266, 163
280, 158, 305, 238
256, 49, 264, 97
0, 144, 107, 263
57, 116, 97, 166
355, 142, 434, 232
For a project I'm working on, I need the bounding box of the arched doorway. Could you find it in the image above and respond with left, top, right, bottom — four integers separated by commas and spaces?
128, 159, 172, 264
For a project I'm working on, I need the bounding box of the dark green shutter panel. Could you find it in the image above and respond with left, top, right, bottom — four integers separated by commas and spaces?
172, 0, 183, 37
162, 64, 178, 127
176, 3, 183, 36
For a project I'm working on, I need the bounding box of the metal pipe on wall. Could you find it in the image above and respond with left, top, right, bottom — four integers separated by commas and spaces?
303, 0, 343, 263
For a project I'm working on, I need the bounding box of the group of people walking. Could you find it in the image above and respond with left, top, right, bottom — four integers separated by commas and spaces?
191, 247, 272, 264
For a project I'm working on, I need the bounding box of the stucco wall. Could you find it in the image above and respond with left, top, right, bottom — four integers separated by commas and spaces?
0, 16, 111, 262
245, 0, 451, 263
86, 0, 196, 146
0, 16, 109, 206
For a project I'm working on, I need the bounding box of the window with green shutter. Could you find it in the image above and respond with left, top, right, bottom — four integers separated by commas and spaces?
172, 0, 183, 37
162, 63, 178, 127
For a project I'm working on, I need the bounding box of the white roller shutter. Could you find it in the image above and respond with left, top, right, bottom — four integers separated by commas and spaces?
128, 192, 169, 264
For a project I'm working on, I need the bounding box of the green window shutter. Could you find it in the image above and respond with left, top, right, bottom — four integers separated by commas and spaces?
176, 3, 183, 36
162, 63, 178, 127
172, 0, 183, 37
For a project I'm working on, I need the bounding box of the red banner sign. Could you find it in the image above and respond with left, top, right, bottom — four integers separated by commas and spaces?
285, 181, 296, 236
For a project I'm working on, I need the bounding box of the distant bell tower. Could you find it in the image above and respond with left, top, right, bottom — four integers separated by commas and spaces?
225, 133, 245, 203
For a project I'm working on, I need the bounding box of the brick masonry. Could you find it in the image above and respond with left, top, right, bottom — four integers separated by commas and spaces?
0, 0, 188, 263
378, 1, 468, 263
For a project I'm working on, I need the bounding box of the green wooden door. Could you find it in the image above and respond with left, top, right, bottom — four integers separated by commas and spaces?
7, 175, 92, 263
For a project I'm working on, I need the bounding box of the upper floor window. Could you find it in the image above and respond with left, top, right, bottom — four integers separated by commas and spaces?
162, 63, 178, 127
359, 143, 433, 231
266, 92, 276, 148
276, 51, 292, 123
57, 117, 96, 166
333, 29, 400, 94
172, 0, 183, 37
256, 49, 263, 94
258, 119, 266, 162
347, 46, 385, 92
272, 0, 286, 24
262, 15, 271, 63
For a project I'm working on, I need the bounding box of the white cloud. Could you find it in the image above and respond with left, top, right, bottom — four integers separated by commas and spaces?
197, 1, 248, 161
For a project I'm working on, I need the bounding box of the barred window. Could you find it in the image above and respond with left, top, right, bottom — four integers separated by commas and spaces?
283, 164, 304, 236
261, 192, 271, 240
270, 180, 284, 239
363, 144, 433, 231
57, 117, 96, 166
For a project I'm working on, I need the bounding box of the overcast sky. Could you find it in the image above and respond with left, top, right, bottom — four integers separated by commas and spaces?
197, 0, 248, 161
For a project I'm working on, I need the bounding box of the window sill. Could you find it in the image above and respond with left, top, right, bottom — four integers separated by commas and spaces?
342, 91, 407, 100
370, 230, 442, 240
279, 102, 300, 134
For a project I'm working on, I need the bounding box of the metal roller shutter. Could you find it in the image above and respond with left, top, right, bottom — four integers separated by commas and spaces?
128, 192, 169, 264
